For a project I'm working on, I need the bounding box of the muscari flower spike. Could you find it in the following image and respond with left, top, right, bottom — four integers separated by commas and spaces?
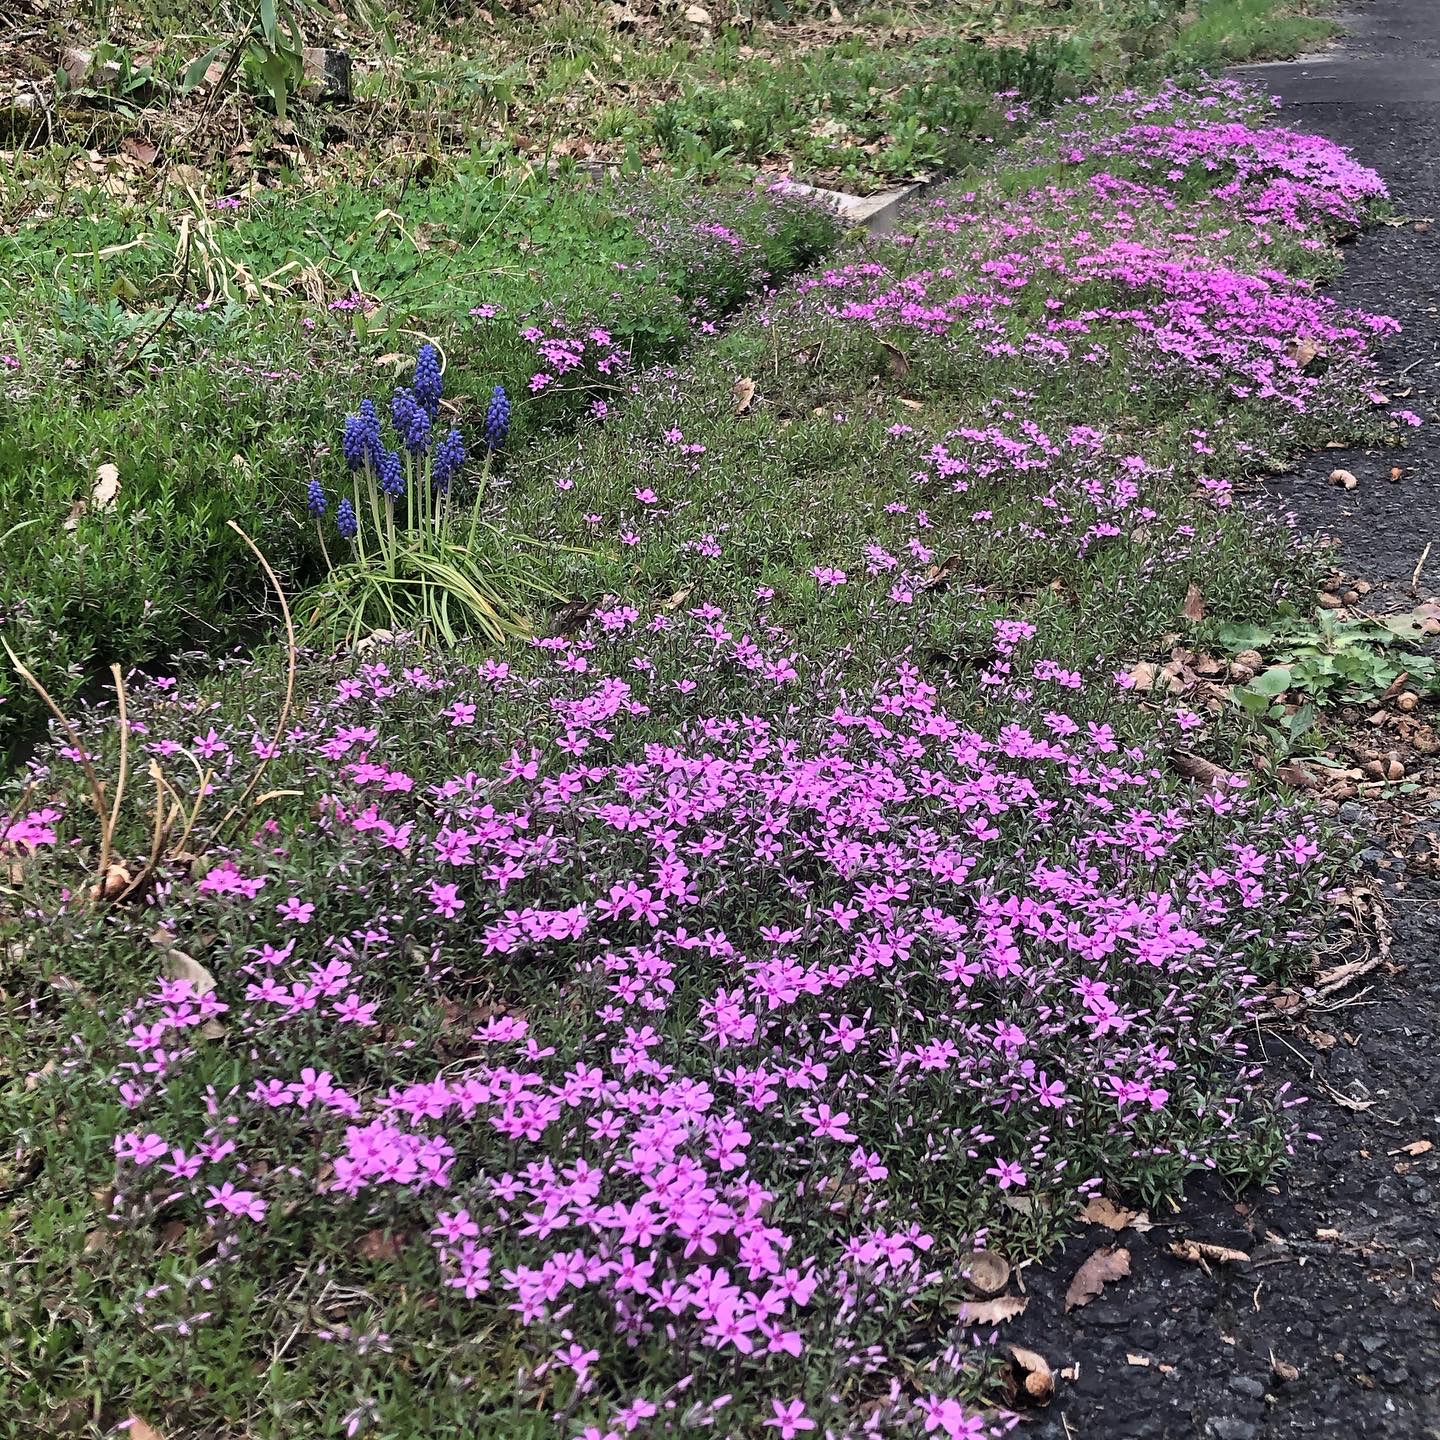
484, 384, 511, 453
306, 479, 327, 517
377, 447, 406, 501
391, 387, 419, 439
336, 497, 358, 539
404, 404, 432, 456
413, 344, 442, 416
341, 415, 367, 471
433, 427, 466, 492
342, 400, 382, 471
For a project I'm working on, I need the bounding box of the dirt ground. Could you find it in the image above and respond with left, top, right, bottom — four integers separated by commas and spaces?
1004, 4, 1440, 1435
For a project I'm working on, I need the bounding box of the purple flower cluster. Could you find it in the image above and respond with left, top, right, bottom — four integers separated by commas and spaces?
28, 583, 1321, 1433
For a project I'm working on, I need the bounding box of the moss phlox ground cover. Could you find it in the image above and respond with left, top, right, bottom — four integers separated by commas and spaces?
0, 77, 1410, 1439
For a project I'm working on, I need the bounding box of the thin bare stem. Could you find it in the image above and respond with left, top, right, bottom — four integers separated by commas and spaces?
105, 663, 130, 860
217, 521, 298, 837
2, 639, 111, 887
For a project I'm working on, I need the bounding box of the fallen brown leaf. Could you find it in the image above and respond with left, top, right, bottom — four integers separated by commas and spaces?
121, 136, 159, 165
920, 555, 964, 593
732, 377, 756, 415
150, 928, 216, 996
124, 1421, 164, 1440
879, 339, 911, 379
1170, 751, 1235, 787
1182, 582, 1205, 623
356, 1228, 405, 1262
1396, 1140, 1433, 1157
92, 462, 121, 511
1169, 1239, 1249, 1267
1271, 1355, 1300, 1384
1006, 1344, 1054, 1406
953, 1294, 1028, 1325
1064, 1245, 1131, 1312
1080, 1197, 1153, 1233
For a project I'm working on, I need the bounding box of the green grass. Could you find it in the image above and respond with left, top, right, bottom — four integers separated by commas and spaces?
0, 167, 840, 752
5, 0, 1337, 195
1169, 0, 1338, 66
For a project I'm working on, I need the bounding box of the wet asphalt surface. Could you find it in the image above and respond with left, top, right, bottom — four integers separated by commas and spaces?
1004, 4, 1440, 1436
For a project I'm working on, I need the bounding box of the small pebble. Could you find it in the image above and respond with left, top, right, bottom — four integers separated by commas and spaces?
1207, 1419, 1258, 1440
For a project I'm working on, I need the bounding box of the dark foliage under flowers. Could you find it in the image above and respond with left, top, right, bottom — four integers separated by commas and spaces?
0, 77, 1412, 1440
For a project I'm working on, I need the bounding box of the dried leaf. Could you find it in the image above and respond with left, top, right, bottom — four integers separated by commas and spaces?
732, 376, 756, 415
879, 340, 911, 379
1276, 762, 1319, 791
1080, 1197, 1152, 1233
356, 1227, 405, 1262
897, 397, 924, 412
92, 462, 121, 511
1006, 1344, 1054, 1406
1398, 1140, 1433, 1157
920, 555, 964, 593
123, 1421, 164, 1440
1170, 751, 1234, 787
961, 1248, 1010, 1296
62, 497, 87, 531
660, 585, 694, 612
156, 1219, 187, 1247
684, 3, 711, 21
1126, 1352, 1152, 1367
1128, 660, 1159, 692
94, 861, 132, 901
1286, 336, 1320, 368
121, 136, 159, 166
150, 927, 216, 996
1064, 1245, 1131, 1311
953, 1294, 1028, 1325
1182, 582, 1205, 623
1169, 1239, 1249, 1267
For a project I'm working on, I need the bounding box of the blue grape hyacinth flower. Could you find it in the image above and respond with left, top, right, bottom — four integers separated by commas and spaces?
404, 404, 432, 456
306, 479, 327, 516
433, 428, 466, 492
341, 415, 367, 471
343, 400, 382, 470
414, 344, 442, 416
391, 387, 418, 438
377, 448, 405, 501
484, 384, 510, 453
336, 497, 358, 539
